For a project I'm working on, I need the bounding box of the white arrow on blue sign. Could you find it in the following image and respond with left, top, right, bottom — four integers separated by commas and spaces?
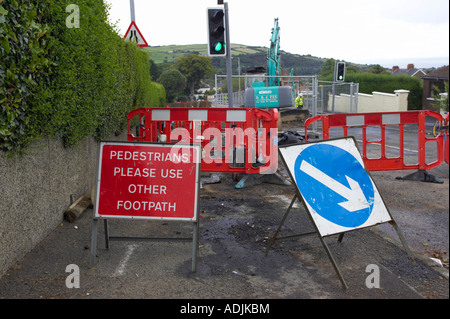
280, 137, 392, 237
299, 159, 371, 213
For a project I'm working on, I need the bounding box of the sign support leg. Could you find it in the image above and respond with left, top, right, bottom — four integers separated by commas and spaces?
91, 218, 200, 273
265, 193, 348, 289
265, 194, 298, 255
389, 220, 416, 264
90, 219, 99, 268
191, 221, 199, 273
318, 235, 348, 290
104, 219, 110, 249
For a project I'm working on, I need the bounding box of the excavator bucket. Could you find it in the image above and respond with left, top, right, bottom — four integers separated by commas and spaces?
279, 107, 311, 129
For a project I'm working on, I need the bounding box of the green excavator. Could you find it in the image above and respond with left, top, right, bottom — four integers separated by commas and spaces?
244, 18, 310, 130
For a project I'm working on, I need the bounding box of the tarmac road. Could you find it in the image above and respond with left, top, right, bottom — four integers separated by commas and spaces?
0, 118, 448, 308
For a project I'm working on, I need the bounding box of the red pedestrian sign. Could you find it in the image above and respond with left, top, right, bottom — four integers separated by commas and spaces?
94, 141, 201, 221
124, 21, 148, 47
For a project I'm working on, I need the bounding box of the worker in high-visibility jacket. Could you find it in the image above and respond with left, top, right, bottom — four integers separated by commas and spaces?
295, 93, 303, 109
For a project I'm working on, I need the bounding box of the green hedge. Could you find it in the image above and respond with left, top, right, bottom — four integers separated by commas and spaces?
0, 0, 165, 154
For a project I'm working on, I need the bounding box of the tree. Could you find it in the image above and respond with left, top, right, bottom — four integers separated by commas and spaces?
318, 58, 336, 79
432, 82, 449, 112
368, 64, 389, 74
157, 69, 186, 102
346, 65, 358, 74
175, 54, 214, 98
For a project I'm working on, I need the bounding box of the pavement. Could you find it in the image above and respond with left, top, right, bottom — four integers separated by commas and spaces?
0, 165, 448, 298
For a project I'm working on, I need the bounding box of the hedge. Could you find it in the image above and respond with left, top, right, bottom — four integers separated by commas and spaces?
0, 0, 165, 154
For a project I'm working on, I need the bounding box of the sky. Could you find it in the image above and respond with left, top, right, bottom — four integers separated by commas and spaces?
104, 0, 449, 69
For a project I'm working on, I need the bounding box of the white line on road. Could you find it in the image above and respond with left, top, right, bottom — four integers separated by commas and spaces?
378, 264, 423, 298
355, 139, 418, 153
113, 244, 138, 277
271, 194, 300, 208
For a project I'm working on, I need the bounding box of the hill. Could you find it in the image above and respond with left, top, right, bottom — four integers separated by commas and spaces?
144, 44, 336, 76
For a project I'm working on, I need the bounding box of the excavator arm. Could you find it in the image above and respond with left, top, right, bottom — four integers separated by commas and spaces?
245, 18, 310, 130
267, 18, 281, 86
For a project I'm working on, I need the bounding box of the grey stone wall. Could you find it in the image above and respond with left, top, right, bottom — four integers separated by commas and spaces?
0, 134, 125, 278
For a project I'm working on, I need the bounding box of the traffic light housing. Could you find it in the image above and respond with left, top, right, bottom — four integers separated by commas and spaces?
336, 62, 345, 82
207, 8, 226, 56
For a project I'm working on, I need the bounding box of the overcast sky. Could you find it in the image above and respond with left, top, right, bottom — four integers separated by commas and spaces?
104, 0, 449, 68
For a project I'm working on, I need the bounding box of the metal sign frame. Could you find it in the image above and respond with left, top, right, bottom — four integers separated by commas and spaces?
266, 137, 415, 289
90, 141, 201, 272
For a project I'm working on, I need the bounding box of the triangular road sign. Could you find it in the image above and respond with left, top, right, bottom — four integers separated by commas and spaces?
124, 21, 148, 47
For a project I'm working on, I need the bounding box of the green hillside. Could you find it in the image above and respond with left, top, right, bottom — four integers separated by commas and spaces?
144, 44, 331, 76
145, 44, 266, 63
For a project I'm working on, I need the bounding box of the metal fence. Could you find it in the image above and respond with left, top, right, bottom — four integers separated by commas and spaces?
210, 75, 360, 127
212, 74, 318, 112
318, 81, 359, 114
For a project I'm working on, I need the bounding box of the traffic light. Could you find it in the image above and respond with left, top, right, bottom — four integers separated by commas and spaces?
336, 62, 345, 82
207, 8, 226, 56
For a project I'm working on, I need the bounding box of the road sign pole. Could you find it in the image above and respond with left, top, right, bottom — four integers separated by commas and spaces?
130, 0, 136, 22
224, 2, 233, 107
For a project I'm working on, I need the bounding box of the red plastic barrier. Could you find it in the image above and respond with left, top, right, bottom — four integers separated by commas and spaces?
445, 112, 449, 165
127, 107, 278, 174
304, 110, 444, 172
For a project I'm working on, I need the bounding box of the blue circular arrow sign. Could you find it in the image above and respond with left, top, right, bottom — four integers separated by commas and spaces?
294, 144, 375, 228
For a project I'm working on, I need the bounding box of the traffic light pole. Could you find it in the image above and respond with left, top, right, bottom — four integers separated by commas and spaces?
224, 2, 233, 108
332, 61, 345, 112
332, 61, 337, 113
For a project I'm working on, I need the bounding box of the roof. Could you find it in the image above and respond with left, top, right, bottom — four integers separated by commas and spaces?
392, 68, 426, 77
421, 65, 449, 80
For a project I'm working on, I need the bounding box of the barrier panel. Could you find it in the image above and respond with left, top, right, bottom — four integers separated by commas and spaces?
304, 110, 445, 174
127, 107, 278, 174
445, 112, 449, 165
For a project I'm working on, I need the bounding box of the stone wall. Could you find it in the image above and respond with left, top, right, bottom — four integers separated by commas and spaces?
0, 133, 125, 278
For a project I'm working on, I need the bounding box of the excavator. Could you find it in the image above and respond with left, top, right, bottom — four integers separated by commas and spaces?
244, 18, 310, 130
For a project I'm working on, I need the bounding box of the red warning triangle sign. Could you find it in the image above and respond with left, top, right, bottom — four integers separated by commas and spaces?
124, 21, 148, 47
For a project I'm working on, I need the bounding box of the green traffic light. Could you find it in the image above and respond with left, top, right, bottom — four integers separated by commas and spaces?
214, 42, 224, 52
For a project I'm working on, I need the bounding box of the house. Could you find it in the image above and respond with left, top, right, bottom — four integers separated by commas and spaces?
421, 65, 449, 111
392, 64, 426, 79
